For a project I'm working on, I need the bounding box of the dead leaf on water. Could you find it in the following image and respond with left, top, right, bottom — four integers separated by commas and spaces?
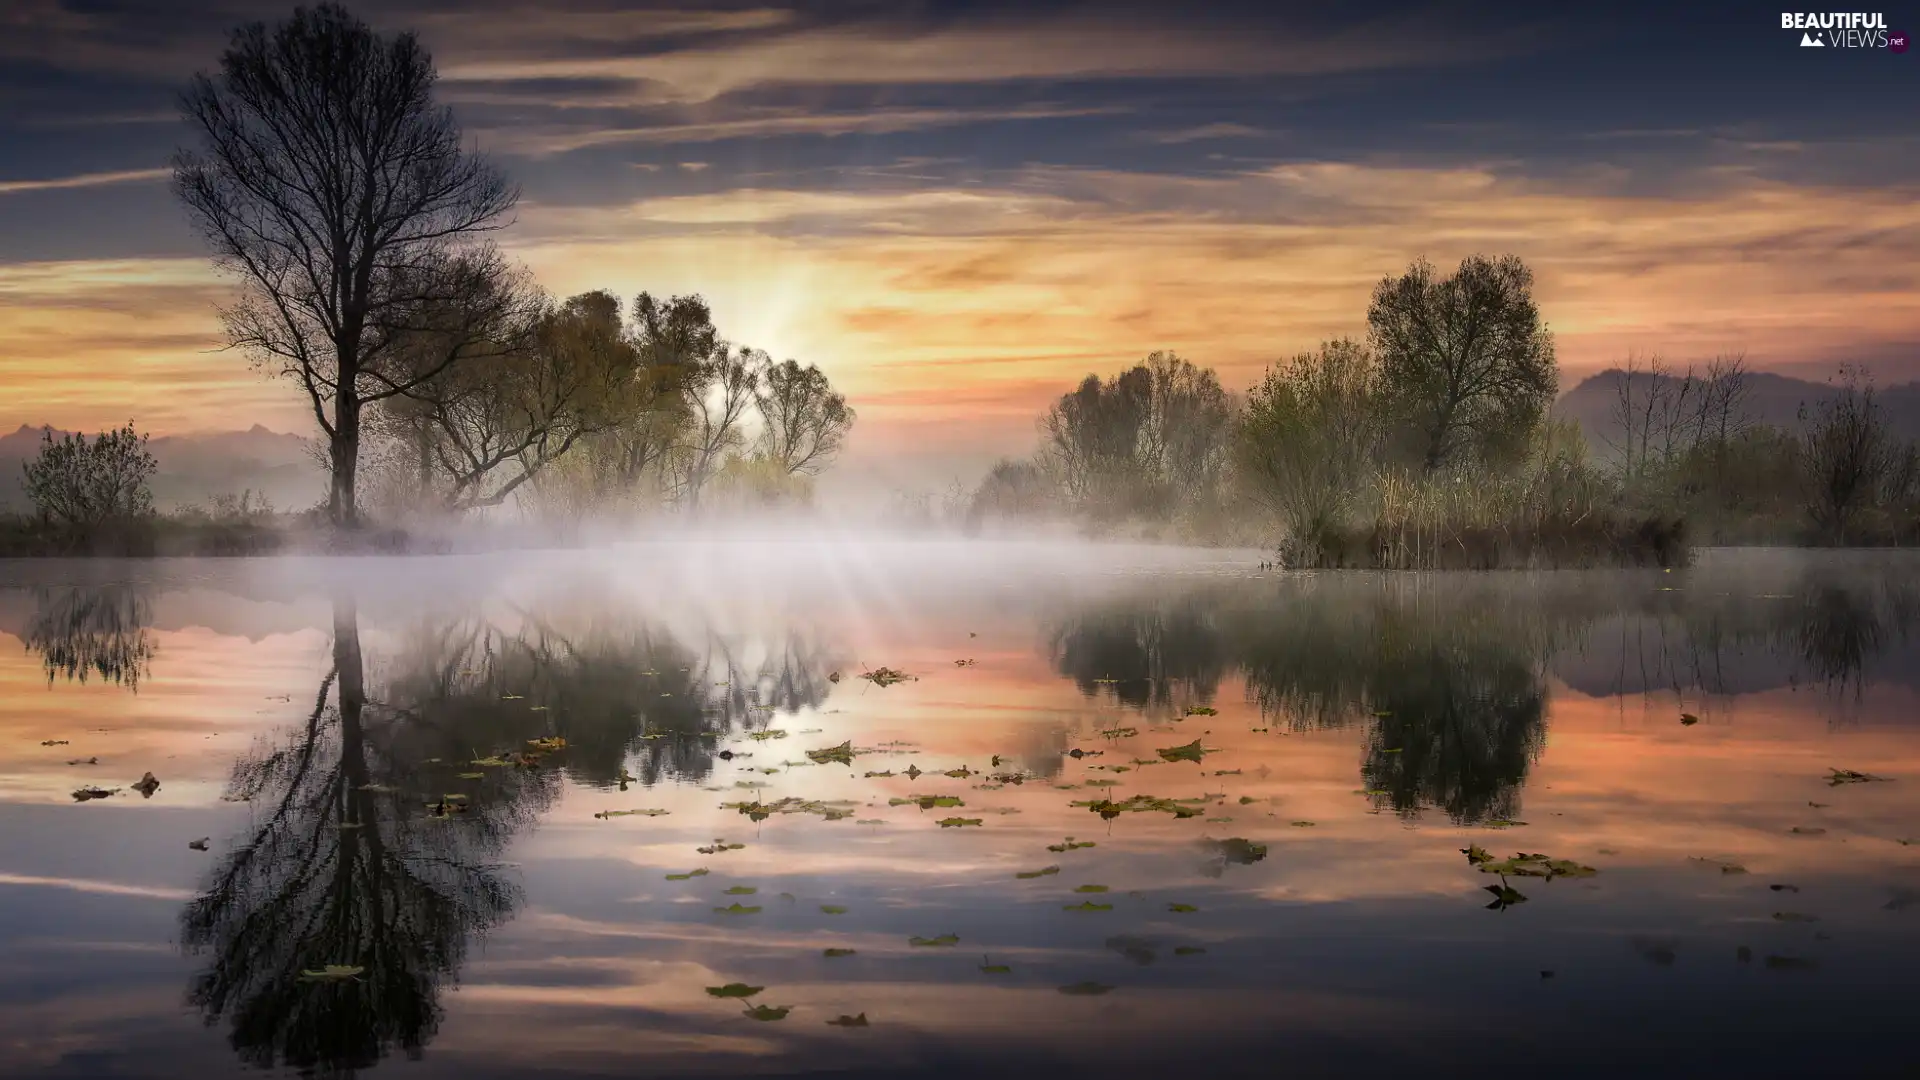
937, 817, 983, 827
1827, 768, 1891, 785
189, 838, 210, 851
742, 1005, 790, 1021
1016, 866, 1061, 879
131, 772, 160, 798
860, 667, 916, 687
1290, 820, 1315, 827
1680, 713, 1700, 726
72, 786, 119, 801
1184, 706, 1217, 717
807, 742, 856, 766
1167, 903, 1198, 913
826, 1013, 869, 1026
1156, 740, 1213, 764
824, 948, 857, 958
595, 808, 669, 819
66, 757, 98, 766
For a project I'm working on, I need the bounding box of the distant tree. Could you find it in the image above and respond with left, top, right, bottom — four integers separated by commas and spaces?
1236, 339, 1380, 561
21, 422, 157, 534
387, 288, 644, 511
174, 3, 518, 527
672, 346, 765, 512
1040, 352, 1231, 520
1800, 368, 1895, 543
1367, 255, 1557, 472
755, 360, 855, 475
594, 292, 721, 499
966, 459, 1059, 528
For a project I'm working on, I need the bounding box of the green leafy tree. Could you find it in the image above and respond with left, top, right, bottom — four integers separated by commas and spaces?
1367, 254, 1557, 472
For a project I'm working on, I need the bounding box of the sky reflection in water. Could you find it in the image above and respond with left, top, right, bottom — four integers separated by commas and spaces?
1, 544, 1918, 1079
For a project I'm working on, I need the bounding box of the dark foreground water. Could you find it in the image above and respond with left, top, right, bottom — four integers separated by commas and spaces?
1, 543, 1917, 1080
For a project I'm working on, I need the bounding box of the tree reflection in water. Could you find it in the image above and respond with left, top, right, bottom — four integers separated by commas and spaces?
21, 584, 156, 689
181, 587, 838, 1076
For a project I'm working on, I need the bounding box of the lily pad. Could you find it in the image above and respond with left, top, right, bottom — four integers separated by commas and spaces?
909, 934, 959, 947
1047, 838, 1097, 852
1063, 900, 1113, 912
1073, 884, 1110, 893
713, 903, 762, 915
1203, 838, 1268, 865
807, 741, 856, 766
1289, 820, 1316, 828
706, 983, 763, 998
723, 886, 758, 895
665, 869, 711, 880
937, 817, 983, 827
1157, 740, 1213, 764
1475, 853, 1598, 879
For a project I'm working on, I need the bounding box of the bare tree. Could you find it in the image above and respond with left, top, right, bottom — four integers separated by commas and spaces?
755, 360, 854, 475
1800, 367, 1894, 543
21, 422, 157, 534
174, 3, 517, 526
1367, 254, 1557, 472
673, 346, 765, 512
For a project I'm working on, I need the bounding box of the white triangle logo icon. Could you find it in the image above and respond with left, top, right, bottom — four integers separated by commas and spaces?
1801, 31, 1824, 45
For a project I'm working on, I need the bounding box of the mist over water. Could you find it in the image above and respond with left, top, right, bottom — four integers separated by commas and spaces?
1, 543, 1918, 1079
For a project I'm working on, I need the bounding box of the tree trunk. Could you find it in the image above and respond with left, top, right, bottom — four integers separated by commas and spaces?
328, 396, 361, 528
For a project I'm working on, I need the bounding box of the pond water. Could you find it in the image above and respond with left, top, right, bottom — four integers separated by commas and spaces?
1, 543, 1917, 1079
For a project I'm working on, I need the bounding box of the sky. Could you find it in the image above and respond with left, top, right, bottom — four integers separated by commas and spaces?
0, 0, 1916, 490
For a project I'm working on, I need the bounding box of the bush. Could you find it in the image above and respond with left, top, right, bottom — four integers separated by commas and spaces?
18, 423, 158, 553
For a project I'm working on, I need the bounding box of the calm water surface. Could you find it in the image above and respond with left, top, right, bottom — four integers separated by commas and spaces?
2, 543, 1917, 1079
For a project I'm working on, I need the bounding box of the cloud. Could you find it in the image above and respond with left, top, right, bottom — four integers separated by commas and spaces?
439, 12, 1534, 103
1143, 122, 1276, 144
0, 168, 169, 197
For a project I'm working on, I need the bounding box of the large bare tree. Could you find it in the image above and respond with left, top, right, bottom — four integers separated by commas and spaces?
755, 359, 854, 475
174, 3, 517, 526
1367, 254, 1557, 472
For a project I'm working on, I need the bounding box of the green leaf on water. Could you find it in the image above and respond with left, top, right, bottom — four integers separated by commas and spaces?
1047, 839, 1097, 852
824, 948, 857, 958
1016, 866, 1061, 879
742, 1005, 790, 1021
724, 885, 758, 895
1462, 845, 1492, 865
713, 903, 762, 915
1167, 903, 1198, 913
807, 741, 856, 766
1156, 739, 1212, 764
1475, 853, 1597, 879
1073, 884, 1109, 893
1057, 982, 1114, 995
909, 934, 959, 947
826, 1013, 869, 1027
937, 817, 983, 827
1184, 706, 1218, 716
1484, 883, 1528, 910
820, 905, 849, 914
706, 983, 763, 998
1827, 768, 1891, 785
1063, 900, 1113, 912
1203, 838, 1268, 864
458, 772, 485, 780
298, 965, 364, 983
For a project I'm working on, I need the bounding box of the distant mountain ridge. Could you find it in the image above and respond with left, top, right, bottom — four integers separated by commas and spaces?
0, 423, 323, 513
1555, 369, 1920, 453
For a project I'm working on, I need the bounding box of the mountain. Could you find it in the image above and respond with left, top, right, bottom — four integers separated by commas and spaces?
0, 423, 324, 513
1556, 370, 1920, 455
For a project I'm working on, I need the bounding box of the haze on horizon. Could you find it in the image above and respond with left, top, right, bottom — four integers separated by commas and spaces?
1, 0, 1916, 496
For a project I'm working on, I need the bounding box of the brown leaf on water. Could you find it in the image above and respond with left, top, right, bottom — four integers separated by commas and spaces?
72, 786, 119, 802
40, 740, 69, 747
826, 1013, 869, 1026
131, 772, 160, 798
188, 837, 210, 851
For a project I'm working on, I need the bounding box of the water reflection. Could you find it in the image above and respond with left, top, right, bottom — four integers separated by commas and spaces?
181, 591, 531, 1075
21, 584, 156, 689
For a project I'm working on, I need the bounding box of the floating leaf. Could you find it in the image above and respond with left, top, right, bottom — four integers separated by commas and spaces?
864, 770, 895, 778
1057, 982, 1114, 996
824, 948, 857, 958
298, 965, 364, 982
706, 983, 763, 998
39, 740, 69, 747
724, 885, 758, 895
909, 934, 959, 947
71, 786, 119, 802
131, 772, 160, 798
66, 757, 98, 766
1167, 903, 1198, 913
665, 869, 710, 880
937, 817, 983, 827
1203, 837, 1268, 865
457, 772, 485, 780
1174, 946, 1206, 956
1680, 713, 1700, 726
713, 903, 762, 915
1157, 739, 1213, 764
1048, 839, 1097, 853
594, 808, 669, 819
1097, 727, 1139, 739
1016, 866, 1061, 879
1462, 845, 1492, 865
1484, 883, 1528, 910
188, 837, 210, 851
1827, 768, 1890, 785
827, 1013, 870, 1027
1184, 706, 1218, 717
742, 1005, 790, 1021
1063, 901, 1113, 912
1789, 827, 1827, 836
1289, 820, 1315, 828
807, 741, 856, 766
819, 904, 849, 914
1073, 884, 1110, 893
860, 667, 916, 687
1475, 853, 1597, 879
746, 729, 789, 741
527, 737, 567, 751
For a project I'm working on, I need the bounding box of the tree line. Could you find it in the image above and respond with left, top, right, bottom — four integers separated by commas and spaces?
169, 3, 851, 528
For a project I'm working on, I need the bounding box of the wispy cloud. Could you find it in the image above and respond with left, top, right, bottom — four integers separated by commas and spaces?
1142, 122, 1276, 145
0, 168, 168, 196
480, 104, 1131, 156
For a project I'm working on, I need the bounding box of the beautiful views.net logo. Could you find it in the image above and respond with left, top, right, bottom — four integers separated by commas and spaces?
1781, 12, 1909, 50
